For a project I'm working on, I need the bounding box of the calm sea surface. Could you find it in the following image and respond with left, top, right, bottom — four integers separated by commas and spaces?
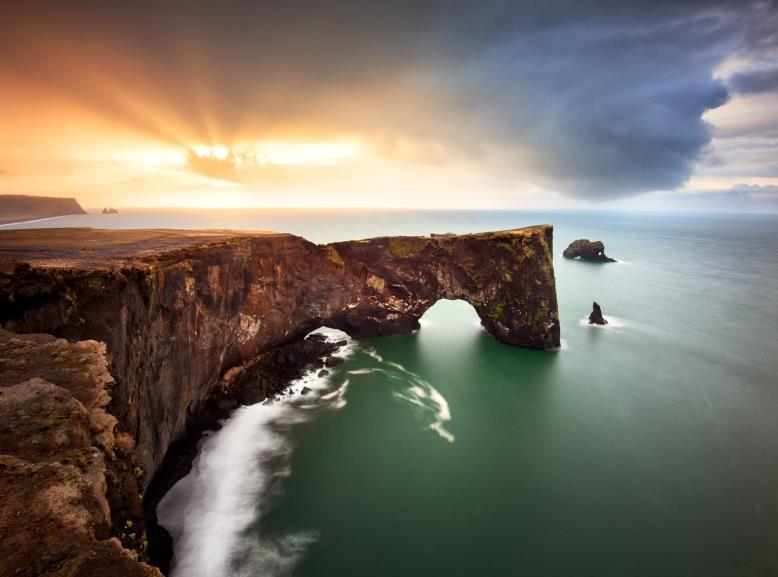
8, 209, 778, 576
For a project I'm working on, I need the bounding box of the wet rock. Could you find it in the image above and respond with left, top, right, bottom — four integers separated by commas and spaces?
318, 369, 329, 378
31, 551, 70, 575
563, 239, 616, 262
588, 302, 608, 325
216, 398, 239, 412
325, 356, 344, 367
300, 387, 312, 395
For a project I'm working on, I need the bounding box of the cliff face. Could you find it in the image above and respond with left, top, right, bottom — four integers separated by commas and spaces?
0, 226, 559, 484
0, 328, 162, 577
0, 194, 87, 225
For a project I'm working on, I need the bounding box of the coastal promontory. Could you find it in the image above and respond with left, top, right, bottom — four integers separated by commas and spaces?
0, 194, 87, 225
0, 225, 559, 574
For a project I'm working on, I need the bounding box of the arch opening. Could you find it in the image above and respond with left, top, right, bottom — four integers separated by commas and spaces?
418, 299, 484, 333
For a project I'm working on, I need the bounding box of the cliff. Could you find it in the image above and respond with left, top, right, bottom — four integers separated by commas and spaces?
0, 194, 87, 225
1, 226, 559, 477
0, 328, 162, 577
0, 225, 558, 573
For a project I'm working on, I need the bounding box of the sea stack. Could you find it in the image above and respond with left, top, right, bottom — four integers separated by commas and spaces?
589, 302, 607, 325
563, 239, 616, 262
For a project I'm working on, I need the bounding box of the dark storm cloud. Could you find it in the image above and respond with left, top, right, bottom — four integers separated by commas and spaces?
729, 68, 778, 94
655, 183, 778, 212
2, 0, 776, 199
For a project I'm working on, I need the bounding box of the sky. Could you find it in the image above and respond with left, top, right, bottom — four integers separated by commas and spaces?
1, 0, 777, 211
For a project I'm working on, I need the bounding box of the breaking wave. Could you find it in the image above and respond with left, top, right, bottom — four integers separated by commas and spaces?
157, 328, 352, 577
579, 315, 628, 328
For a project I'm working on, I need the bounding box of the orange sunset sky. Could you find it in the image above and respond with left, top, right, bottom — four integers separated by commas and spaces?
1, 1, 777, 211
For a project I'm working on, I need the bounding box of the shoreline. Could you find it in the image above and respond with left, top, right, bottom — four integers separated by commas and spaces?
143, 333, 347, 574
0, 225, 558, 575
0, 213, 84, 227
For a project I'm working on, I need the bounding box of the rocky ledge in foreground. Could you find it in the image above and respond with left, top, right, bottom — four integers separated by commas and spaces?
0, 328, 162, 577
0, 225, 559, 575
563, 239, 616, 262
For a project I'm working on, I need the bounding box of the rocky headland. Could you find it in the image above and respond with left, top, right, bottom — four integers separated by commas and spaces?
563, 239, 616, 262
0, 225, 559, 575
0, 194, 87, 226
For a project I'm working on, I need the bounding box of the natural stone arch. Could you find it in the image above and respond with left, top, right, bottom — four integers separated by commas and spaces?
320, 226, 560, 349
0, 225, 559, 478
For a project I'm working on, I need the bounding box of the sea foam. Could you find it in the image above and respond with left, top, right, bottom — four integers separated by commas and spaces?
363, 347, 455, 443
157, 328, 352, 577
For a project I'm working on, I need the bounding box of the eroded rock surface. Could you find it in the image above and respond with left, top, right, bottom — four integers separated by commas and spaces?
0, 226, 559, 486
563, 239, 616, 262
0, 329, 161, 577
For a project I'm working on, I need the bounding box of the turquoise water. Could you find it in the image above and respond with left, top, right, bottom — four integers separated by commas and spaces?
10, 209, 778, 576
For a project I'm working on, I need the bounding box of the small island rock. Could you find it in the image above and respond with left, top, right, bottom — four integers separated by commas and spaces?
563, 239, 616, 262
588, 301, 608, 325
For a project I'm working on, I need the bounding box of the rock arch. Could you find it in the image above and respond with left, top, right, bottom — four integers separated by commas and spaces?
321, 226, 560, 349
0, 225, 559, 477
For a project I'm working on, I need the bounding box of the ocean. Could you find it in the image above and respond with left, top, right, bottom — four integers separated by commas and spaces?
8, 208, 778, 576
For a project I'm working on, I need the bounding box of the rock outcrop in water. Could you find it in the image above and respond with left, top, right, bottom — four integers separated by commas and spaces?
563, 239, 616, 262
589, 302, 607, 325
0, 225, 559, 574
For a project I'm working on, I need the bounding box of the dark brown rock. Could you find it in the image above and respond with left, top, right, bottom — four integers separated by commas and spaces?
0, 329, 161, 577
589, 302, 608, 325
318, 369, 330, 378
325, 356, 345, 367
563, 239, 616, 262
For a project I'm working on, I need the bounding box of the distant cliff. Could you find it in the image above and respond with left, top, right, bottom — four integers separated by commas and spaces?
0, 194, 87, 225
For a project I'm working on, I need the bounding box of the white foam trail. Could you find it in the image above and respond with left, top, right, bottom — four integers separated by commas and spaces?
158, 329, 353, 577
0, 214, 78, 227
578, 315, 627, 328
363, 346, 455, 443
318, 378, 350, 410
157, 403, 291, 577
346, 368, 375, 375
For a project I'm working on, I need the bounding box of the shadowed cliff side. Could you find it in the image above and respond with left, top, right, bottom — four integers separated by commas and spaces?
0, 328, 163, 577
0, 226, 559, 488
0, 194, 87, 225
